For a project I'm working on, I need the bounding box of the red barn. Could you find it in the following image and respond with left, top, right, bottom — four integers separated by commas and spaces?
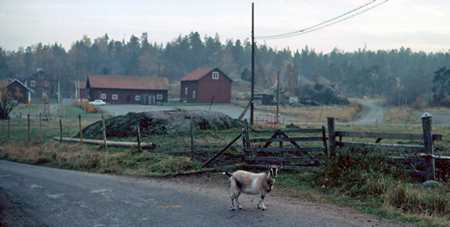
180, 68, 232, 103
86, 75, 169, 104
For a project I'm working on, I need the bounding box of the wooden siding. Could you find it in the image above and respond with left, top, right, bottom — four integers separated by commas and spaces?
180, 69, 231, 103
89, 88, 168, 103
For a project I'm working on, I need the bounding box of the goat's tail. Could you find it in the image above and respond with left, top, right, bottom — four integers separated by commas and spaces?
223, 171, 232, 177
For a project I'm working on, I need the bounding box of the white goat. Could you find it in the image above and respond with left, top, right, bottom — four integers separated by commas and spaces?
223, 165, 281, 210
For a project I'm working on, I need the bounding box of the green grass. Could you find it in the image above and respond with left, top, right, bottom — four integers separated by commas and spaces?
1, 115, 450, 226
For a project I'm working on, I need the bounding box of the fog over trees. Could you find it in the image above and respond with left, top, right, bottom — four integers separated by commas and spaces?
0, 31, 449, 107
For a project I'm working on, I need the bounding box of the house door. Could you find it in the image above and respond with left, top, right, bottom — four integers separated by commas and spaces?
126, 95, 131, 102
149, 95, 156, 105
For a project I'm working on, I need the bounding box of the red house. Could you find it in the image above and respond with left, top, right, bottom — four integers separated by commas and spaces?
24, 68, 56, 99
86, 75, 169, 104
0, 79, 33, 104
180, 68, 232, 103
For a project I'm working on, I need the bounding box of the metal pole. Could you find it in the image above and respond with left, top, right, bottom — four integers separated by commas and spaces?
250, 2, 255, 125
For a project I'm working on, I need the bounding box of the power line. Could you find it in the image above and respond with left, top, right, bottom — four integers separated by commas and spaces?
257, 0, 388, 40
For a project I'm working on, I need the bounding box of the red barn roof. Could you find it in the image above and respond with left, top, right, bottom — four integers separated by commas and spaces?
87, 75, 169, 90
180, 68, 232, 82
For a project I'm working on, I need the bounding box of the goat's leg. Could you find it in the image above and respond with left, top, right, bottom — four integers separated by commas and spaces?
230, 194, 236, 210
257, 194, 266, 210
235, 191, 242, 209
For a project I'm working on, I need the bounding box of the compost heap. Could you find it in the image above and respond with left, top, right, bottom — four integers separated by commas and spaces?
80, 110, 242, 139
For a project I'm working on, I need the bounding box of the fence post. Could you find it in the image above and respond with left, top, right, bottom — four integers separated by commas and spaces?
59, 119, 63, 142
102, 114, 107, 149
327, 117, 336, 157
190, 118, 195, 160
78, 114, 83, 144
28, 114, 31, 142
422, 112, 435, 181
136, 122, 141, 152
39, 113, 43, 142
7, 116, 11, 142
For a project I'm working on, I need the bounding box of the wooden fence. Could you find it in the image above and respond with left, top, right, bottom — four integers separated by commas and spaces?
242, 121, 328, 171
327, 114, 444, 181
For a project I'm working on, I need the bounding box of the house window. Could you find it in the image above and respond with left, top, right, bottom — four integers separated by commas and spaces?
30, 80, 36, 87
100, 94, 106, 99
135, 95, 141, 101
193, 91, 196, 99
212, 72, 219, 79
157, 94, 163, 100
112, 94, 118, 100
185, 87, 188, 95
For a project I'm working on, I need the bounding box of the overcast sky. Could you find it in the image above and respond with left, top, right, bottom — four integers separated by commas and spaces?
1, 0, 450, 54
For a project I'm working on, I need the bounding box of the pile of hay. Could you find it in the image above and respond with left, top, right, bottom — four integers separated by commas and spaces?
80, 110, 241, 139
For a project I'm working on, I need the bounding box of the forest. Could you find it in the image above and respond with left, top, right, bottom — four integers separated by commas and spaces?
0, 31, 449, 107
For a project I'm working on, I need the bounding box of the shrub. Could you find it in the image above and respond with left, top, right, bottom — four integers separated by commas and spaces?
74, 101, 98, 113
313, 148, 407, 197
385, 183, 450, 217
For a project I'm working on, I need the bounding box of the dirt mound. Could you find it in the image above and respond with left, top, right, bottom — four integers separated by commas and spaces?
80, 110, 242, 139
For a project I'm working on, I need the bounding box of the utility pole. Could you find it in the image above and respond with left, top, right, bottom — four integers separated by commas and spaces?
276, 71, 280, 124
251, 2, 255, 125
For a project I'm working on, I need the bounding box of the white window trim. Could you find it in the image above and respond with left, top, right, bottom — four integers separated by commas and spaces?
193, 91, 196, 99
212, 72, 219, 79
30, 80, 36, 87
185, 87, 188, 95
157, 94, 163, 100
100, 94, 106, 99
112, 94, 118, 100
135, 95, 141, 101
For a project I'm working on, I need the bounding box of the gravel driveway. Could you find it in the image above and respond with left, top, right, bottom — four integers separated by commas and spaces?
0, 161, 411, 227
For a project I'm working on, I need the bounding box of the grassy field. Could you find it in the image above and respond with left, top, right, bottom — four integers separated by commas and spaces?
2, 102, 450, 226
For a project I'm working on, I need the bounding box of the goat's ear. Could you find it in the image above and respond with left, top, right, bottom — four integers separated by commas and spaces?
278, 165, 282, 170
266, 164, 271, 170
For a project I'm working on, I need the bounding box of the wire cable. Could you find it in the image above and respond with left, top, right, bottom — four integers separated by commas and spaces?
257, 0, 388, 40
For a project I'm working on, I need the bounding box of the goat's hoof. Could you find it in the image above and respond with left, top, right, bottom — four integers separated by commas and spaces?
238, 206, 242, 209
257, 206, 261, 209
231, 207, 235, 210
262, 208, 266, 211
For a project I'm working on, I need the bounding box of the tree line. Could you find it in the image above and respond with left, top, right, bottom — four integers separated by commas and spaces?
0, 31, 449, 107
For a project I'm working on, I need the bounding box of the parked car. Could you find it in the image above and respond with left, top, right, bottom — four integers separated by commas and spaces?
89, 99, 106, 106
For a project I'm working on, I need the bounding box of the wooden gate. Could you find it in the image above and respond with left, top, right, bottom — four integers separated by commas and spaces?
242, 124, 328, 171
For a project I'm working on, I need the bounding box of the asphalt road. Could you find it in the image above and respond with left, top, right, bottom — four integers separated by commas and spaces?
353, 100, 386, 125
0, 161, 409, 227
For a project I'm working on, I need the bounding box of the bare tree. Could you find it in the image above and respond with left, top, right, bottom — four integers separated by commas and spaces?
0, 86, 19, 119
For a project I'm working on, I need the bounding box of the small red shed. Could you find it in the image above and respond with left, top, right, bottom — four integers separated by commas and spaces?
180, 68, 232, 103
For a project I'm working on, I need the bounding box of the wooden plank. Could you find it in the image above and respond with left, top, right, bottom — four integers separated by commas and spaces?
336, 131, 424, 140
54, 137, 156, 149
245, 164, 318, 172
245, 157, 324, 162
244, 147, 325, 153
421, 154, 450, 160
201, 133, 242, 168
250, 128, 323, 134
245, 136, 325, 143
337, 141, 425, 152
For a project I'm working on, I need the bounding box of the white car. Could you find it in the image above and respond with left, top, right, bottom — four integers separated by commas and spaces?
89, 99, 106, 106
